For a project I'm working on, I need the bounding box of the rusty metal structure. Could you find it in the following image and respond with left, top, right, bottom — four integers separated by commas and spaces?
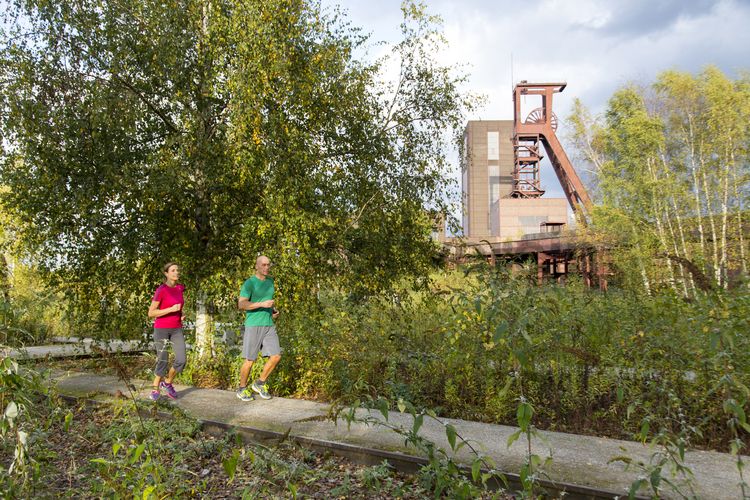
512, 82, 592, 214
508, 82, 605, 288
451, 81, 607, 288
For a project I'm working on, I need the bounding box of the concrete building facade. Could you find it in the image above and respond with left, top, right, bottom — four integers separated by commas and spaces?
462, 120, 568, 241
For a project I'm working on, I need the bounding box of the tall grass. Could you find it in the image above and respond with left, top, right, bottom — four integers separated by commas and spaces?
271, 268, 749, 451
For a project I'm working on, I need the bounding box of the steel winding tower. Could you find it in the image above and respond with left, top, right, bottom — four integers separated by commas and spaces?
511, 82, 592, 215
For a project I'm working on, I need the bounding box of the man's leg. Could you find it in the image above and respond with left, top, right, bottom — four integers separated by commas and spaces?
237, 326, 262, 401
251, 327, 281, 399
239, 359, 254, 388
259, 354, 281, 382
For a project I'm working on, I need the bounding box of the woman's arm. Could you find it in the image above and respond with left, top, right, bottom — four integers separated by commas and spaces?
148, 301, 181, 318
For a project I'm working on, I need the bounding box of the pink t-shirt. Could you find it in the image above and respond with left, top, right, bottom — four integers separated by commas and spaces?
152, 283, 185, 329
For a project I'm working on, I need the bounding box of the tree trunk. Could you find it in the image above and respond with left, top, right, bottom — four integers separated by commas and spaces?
660, 154, 693, 296
660, 254, 715, 292
194, 290, 214, 357
639, 255, 651, 295
0, 253, 10, 301
664, 206, 690, 296
691, 167, 706, 260
732, 151, 748, 275
719, 146, 731, 289
191, 0, 217, 357
686, 119, 707, 270
647, 158, 678, 292
632, 227, 652, 295
699, 158, 720, 287
671, 204, 695, 294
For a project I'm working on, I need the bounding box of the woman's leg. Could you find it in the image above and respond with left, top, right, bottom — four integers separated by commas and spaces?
152, 329, 170, 390
166, 329, 186, 382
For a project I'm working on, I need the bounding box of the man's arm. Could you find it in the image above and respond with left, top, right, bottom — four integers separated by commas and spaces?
238, 297, 274, 311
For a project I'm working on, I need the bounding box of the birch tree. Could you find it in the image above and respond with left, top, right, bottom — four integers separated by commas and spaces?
0, 0, 476, 350
568, 68, 749, 293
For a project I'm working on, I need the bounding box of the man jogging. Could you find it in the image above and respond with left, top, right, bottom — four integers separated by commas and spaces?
236, 255, 281, 401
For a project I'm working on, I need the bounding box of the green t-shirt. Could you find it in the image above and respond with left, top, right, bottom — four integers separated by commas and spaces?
240, 276, 275, 327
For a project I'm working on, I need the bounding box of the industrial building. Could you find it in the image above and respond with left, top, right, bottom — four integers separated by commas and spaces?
453, 82, 606, 288
461, 119, 568, 241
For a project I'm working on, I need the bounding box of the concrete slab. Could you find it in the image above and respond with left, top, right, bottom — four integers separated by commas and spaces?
49, 337, 88, 343
50, 370, 746, 499
1, 340, 153, 360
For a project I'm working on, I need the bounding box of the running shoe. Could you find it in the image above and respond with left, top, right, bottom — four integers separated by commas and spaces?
160, 381, 178, 400
149, 389, 160, 401
251, 381, 272, 400
236, 387, 255, 402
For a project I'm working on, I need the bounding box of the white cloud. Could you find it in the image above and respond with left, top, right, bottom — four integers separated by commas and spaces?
328, 0, 749, 110
324, 0, 750, 198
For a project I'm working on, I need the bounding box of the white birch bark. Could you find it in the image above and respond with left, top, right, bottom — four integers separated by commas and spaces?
699, 158, 720, 287
194, 290, 214, 357
193, 0, 214, 356
685, 118, 707, 266
661, 154, 695, 294
646, 157, 677, 291
731, 151, 748, 274
719, 145, 731, 289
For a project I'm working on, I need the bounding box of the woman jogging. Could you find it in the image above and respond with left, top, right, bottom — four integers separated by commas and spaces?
147, 262, 186, 401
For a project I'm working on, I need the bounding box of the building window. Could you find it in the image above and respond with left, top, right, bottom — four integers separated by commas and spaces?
487, 131, 499, 160
489, 165, 500, 237
541, 222, 565, 233
462, 167, 469, 236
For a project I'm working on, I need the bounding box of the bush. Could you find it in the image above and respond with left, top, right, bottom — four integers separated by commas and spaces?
268, 268, 749, 451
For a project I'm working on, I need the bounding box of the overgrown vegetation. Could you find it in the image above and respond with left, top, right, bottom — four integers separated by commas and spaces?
0, 0, 747, 495
281, 266, 748, 497
36, 263, 747, 456
0, 0, 478, 350
1, 361, 447, 499
568, 67, 749, 295
0, 262, 69, 347
43, 265, 747, 457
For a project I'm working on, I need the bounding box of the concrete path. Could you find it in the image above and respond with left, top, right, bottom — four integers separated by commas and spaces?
49, 370, 746, 499
1, 339, 152, 359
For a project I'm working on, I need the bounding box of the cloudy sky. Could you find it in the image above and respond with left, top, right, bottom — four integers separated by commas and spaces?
322, 0, 750, 197
4, 0, 748, 199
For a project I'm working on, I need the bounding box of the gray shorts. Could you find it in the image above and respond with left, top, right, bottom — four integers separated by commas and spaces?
242, 325, 281, 361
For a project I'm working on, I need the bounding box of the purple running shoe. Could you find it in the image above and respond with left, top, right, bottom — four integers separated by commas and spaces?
160, 381, 178, 399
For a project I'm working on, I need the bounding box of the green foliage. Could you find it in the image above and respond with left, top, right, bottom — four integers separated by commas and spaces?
164, 264, 748, 494
270, 268, 749, 453
179, 343, 246, 389
0, 0, 478, 341
5, 385, 421, 498
0, 261, 69, 346
359, 460, 395, 490
339, 393, 505, 499
568, 67, 750, 294
611, 387, 701, 499
221, 448, 241, 483
277, 266, 748, 496
0, 199, 69, 345
0, 358, 55, 495
4, 265, 748, 496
